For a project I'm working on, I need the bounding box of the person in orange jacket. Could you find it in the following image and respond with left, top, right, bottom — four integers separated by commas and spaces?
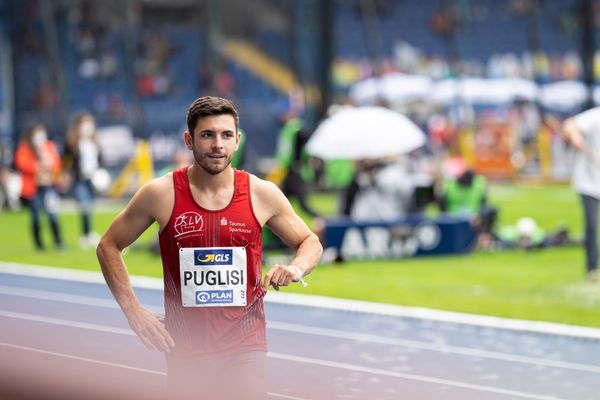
15, 123, 64, 250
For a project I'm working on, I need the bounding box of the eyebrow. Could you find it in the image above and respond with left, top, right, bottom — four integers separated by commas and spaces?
197, 129, 235, 135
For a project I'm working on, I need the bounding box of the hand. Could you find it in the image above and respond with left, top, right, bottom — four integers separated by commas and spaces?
125, 307, 175, 353
569, 134, 584, 152
262, 264, 303, 291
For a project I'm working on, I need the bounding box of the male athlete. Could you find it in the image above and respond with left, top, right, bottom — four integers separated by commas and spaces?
97, 96, 323, 399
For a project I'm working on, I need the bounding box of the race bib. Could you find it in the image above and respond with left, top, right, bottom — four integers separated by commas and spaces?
179, 247, 247, 307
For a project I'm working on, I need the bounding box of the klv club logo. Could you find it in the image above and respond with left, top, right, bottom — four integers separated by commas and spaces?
173, 212, 203, 237
194, 249, 232, 266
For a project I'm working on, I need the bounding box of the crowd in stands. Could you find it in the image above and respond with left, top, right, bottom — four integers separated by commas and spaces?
333, 0, 585, 89
333, 46, 586, 90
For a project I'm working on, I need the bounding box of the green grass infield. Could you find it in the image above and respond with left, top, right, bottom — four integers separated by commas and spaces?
1, 183, 598, 328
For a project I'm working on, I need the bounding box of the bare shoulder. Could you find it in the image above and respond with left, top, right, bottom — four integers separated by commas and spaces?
248, 173, 288, 225
134, 173, 172, 201
129, 172, 175, 227
249, 173, 281, 197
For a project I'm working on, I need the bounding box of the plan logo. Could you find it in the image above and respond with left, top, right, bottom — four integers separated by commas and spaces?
174, 212, 204, 237
194, 249, 232, 265
196, 290, 234, 304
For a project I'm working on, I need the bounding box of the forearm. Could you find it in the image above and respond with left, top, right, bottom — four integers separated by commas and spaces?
562, 119, 584, 150
289, 233, 323, 277
97, 239, 142, 316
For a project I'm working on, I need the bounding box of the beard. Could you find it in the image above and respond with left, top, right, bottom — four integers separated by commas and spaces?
193, 150, 233, 175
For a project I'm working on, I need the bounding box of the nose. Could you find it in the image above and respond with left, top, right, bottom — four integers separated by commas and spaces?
212, 135, 224, 150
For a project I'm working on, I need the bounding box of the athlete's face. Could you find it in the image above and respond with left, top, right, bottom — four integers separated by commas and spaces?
185, 114, 239, 175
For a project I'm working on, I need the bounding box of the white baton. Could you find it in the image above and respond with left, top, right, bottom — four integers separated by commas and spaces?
289, 265, 308, 287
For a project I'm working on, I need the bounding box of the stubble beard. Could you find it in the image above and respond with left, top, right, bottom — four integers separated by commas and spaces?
194, 151, 233, 175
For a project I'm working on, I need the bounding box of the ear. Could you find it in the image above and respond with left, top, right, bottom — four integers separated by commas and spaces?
234, 130, 241, 151
184, 131, 193, 150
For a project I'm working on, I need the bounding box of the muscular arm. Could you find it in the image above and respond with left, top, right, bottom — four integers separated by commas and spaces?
97, 177, 174, 352
252, 177, 323, 290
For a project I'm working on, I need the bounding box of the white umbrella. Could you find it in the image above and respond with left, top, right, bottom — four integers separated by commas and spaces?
306, 106, 426, 160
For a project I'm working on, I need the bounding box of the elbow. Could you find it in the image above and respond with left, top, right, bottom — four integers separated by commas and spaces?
96, 235, 108, 263
310, 231, 324, 259
96, 234, 116, 265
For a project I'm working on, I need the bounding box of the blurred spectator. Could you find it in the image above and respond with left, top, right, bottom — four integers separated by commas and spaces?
137, 31, 173, 97
333, 48, 581, 92
340, 160, 372, 217
562, 108, 600, 282
344, 158, 428, 221
63, 112, 103, 249
496, 217, 573, 251
499, 217, 546, 250
275, 113, 320, 218
427, 113, 457, 154
15, 124, 64, 250
0, 143, 20, 211
509, 98, 541, 171
71, 1, 118, 80
214, 60, 235, 99
438, 160, 498, 248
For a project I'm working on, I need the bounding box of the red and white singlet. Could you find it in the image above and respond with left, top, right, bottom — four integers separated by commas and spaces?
159, 167, 266, 360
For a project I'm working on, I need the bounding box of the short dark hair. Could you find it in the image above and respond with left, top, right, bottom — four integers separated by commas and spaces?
186, 96, 239, 134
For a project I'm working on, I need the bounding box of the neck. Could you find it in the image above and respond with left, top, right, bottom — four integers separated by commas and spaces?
188, 164, 235, 191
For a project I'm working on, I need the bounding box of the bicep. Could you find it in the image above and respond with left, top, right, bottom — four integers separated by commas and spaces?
266, 192, 313, 249
103, 189, 156, 250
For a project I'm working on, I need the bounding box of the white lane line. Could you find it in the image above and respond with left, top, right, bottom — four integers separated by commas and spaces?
0, 341, 164, 375
0, 342, 310, 400
0, 310, 572, 400
3, 286, 600, 375
0, 261, 161, 288
268, 321, 600, 374
3, 261, 600, 340
267, 394, 311, 400
269, 352, 566, 400
0, 310, 134, 336
0, 284, 164, 313
267, 292, 600, 341
0, 285, 118, 308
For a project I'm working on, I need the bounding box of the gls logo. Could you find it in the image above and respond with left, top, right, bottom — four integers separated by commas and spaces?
194, 249, 232, 266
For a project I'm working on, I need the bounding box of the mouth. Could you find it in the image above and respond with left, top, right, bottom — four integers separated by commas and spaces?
207, 154, 225, 160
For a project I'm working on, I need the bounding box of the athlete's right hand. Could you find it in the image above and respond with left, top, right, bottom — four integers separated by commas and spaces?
126, 307, 175, 353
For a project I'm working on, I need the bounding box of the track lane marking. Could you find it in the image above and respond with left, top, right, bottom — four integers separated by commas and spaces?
0, 310, 573, 399
0, 310, 134, 335
268, 321, 600, 374
0, 341, 163, 375
0, 342, 310, 400
268, 352, 566, 400
2, 286, 600, 375
0, 284, 163, 312
3, 262, 600, 340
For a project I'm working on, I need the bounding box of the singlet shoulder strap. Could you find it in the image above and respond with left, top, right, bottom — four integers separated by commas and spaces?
234, 168, 262, 228
233, 168, 249, 196
172, 166, 190, 204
